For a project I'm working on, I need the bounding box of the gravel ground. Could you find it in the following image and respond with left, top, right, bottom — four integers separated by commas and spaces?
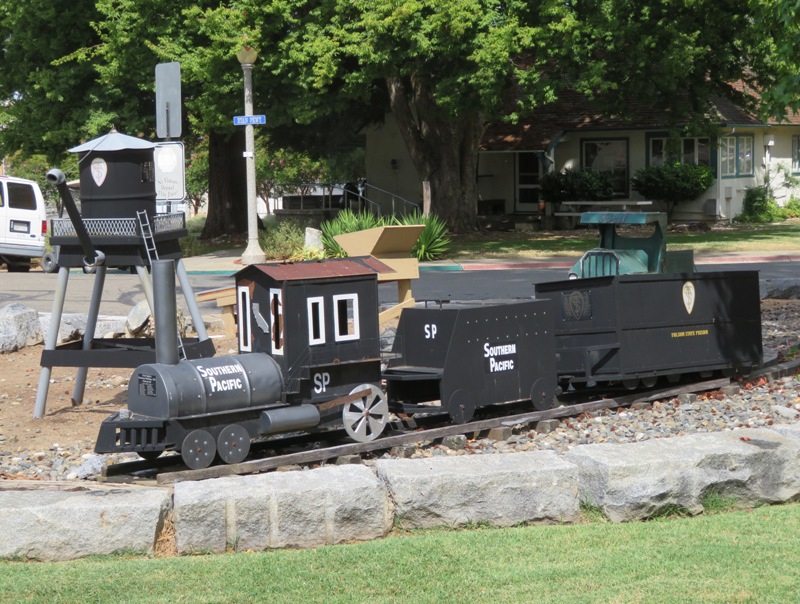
2, 300, 799, 481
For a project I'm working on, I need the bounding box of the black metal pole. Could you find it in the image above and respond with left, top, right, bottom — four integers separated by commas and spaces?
152, 259, 179, 365
46, 169, 102, 267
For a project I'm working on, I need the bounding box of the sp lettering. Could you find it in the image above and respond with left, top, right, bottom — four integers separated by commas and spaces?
424, 324, 438, 339
313, 372, 331, 393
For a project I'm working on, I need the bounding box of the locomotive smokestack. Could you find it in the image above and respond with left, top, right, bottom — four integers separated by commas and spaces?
46, 168, 104, 268
152, 259, 179, 365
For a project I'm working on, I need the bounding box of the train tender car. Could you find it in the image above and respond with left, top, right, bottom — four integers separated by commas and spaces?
535, 271, 762, 389
95, 257, 395, 469
383, 299, 558, 423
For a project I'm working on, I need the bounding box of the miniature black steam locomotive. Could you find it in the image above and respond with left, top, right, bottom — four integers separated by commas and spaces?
95, 257, 762, 470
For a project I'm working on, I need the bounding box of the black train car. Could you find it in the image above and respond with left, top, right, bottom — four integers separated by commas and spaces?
535, 271, 763, 388
384, 300, 557, 423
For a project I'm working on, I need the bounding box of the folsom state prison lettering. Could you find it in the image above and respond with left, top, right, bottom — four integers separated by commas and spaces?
196, 364, 245, 393
484, 341, 517, 373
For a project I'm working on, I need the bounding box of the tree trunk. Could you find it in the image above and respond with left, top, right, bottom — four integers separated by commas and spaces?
386, 75, 484, 233
201, 129, 248, 239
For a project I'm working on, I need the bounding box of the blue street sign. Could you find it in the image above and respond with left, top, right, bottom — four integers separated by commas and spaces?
233, 115, 266, 126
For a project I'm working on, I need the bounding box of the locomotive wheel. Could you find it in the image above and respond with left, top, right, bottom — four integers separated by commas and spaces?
217, 424, 251, 464
343, 384, 389, 443
137, 451, 162, 461
182, 429, 217, 470
447, 389, 475, 424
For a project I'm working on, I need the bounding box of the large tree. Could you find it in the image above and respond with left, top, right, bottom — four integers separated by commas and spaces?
209, 0, 797, 232
0, 0, 103, 164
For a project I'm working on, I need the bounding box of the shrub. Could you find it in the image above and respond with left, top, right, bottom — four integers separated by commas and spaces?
259, 218, 308, 260
783, 197, 800, 218
630, 163, 714, 216
540, 169, 615, 203
393, 210, 452, 261
319, 210, 389, 257
735, 186, 786, 223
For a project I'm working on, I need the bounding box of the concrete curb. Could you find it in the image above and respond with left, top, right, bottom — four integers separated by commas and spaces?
2, 421, 800, 561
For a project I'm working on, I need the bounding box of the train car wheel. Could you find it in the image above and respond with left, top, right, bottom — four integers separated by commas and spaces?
447, 389, 475, 424
640, 376, 658, 388
343, 384, 388, 443
622, 379, 639, 390
182, 429, 217, 470
137, 451, 162, 461
217, 424, 251, 464
531, 378, 557, 411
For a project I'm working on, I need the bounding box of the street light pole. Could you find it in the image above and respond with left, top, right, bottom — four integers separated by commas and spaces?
238, 46, 267, 265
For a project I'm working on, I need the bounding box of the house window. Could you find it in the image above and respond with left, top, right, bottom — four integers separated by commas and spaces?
648, 136, 710, 166
307, 297, 326, 346
720, 135, 754, 177
332, 294, 360, 342
581, 139, 628, 196
793, 135, 800, 173
237, 286, 252, 352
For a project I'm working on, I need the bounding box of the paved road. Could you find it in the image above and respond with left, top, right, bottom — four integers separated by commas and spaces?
1, 261, 797, 317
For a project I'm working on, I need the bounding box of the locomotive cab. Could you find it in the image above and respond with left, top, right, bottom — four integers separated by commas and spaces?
234, 258, 390, 403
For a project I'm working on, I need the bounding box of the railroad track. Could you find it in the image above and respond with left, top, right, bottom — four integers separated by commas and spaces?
101, 376, 733, 486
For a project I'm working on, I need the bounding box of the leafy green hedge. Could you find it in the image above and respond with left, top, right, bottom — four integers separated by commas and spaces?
540, 169, 615, 202
630, 163, 713, 213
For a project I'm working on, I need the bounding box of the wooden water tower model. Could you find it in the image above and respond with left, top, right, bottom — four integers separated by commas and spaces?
34, 130, 215, 418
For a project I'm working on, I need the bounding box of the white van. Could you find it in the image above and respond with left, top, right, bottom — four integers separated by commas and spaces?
0, 175, 48, 272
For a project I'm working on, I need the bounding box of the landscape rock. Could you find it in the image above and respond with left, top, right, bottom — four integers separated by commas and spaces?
0, 303, 42, 352
0, 482, 171, 561
761, 278, 800, 300
174, 465, 392, 554
305, 227, 324, 253
375, 451, 580, 529
566, 428, 800, 522
126, 300, 152, 335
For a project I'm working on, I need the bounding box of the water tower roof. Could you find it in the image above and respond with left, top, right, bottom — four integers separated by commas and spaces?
69, 131, 156, 153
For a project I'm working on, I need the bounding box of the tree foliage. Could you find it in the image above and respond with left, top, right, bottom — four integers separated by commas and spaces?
3, 0, 800, 235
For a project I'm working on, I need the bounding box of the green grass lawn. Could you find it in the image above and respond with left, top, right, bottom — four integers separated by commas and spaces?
2, 503, 798, 603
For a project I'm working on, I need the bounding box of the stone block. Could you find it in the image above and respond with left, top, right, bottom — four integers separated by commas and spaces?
0, 303, 42, 352
375, 451, 579, 529
566, 428, 800, 522
174, 465, 392, 554
0, 482, 171, 561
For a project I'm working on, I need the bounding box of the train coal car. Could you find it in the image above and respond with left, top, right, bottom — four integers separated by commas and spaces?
383, 300, 558, 423
534, 271, 763, 389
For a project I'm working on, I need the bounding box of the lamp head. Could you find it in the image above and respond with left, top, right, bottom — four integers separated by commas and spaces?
237, 46, 258, 64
